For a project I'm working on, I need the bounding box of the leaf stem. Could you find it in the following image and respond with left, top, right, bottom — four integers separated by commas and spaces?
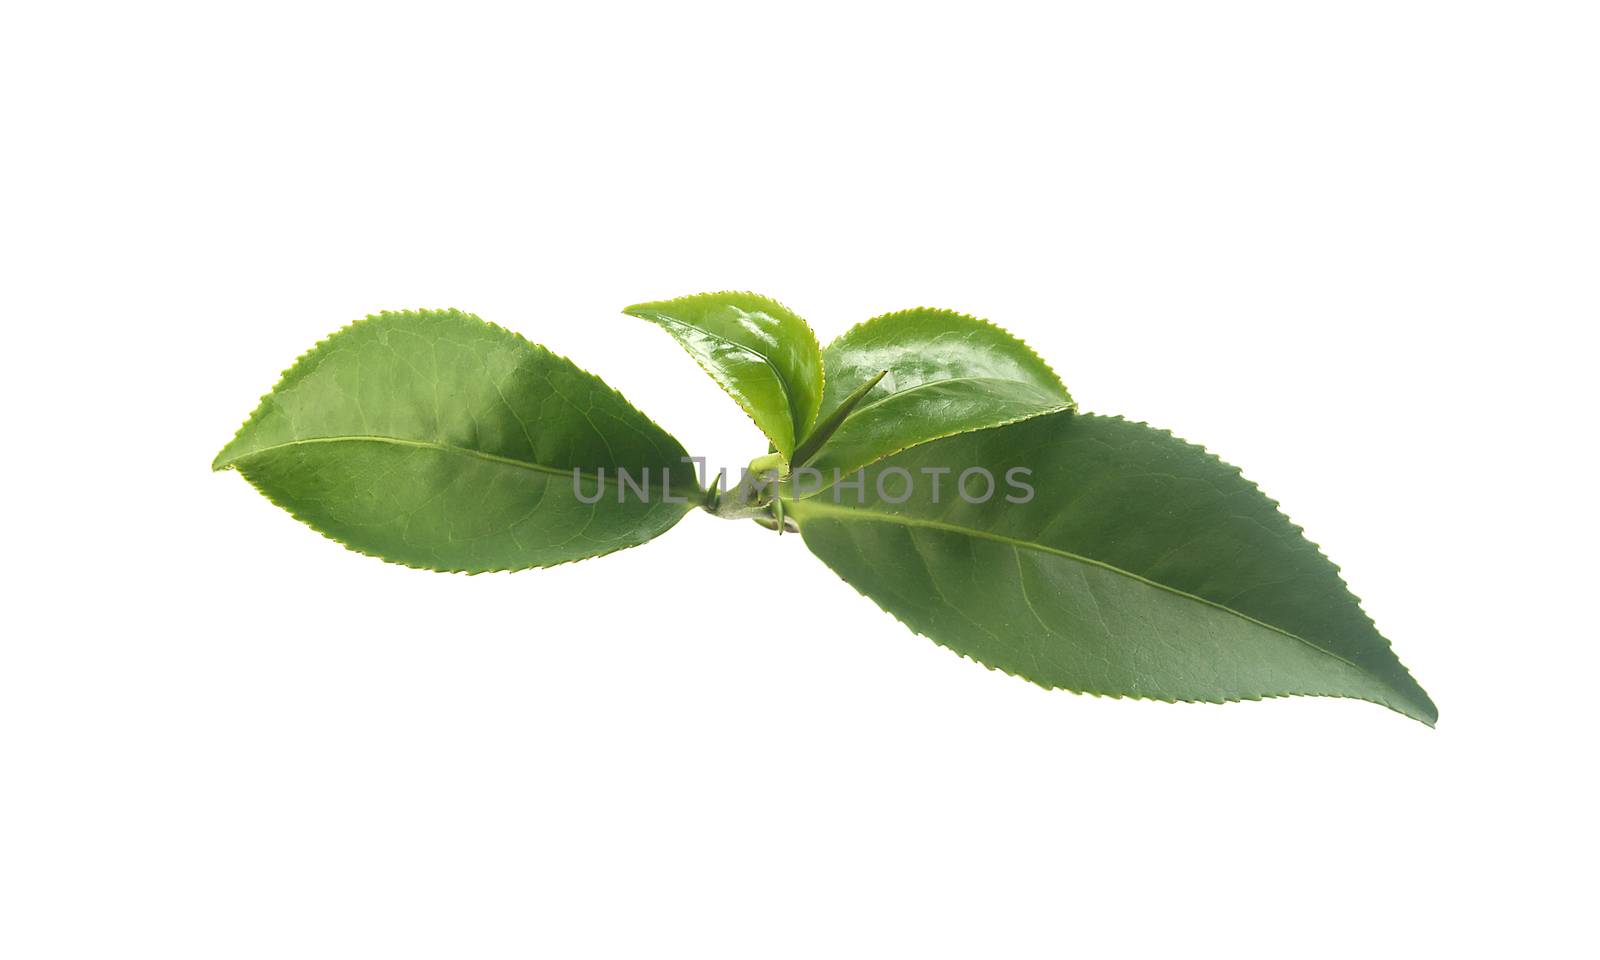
700, 454, 784, 521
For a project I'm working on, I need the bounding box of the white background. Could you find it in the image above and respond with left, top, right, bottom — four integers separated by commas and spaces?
3, 2, 1596, 957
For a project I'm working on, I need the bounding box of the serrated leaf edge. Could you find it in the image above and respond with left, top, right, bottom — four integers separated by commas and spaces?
824, 305, 1070, 399
213, 307, 699, 572
820, 556, 1434, 723
232, 463, 694, 575
633, 315, 798, 457
213, 308, 694, 478
794, 306, 1075, 482
796, 411, 1438, 726
623, 291, 826, 457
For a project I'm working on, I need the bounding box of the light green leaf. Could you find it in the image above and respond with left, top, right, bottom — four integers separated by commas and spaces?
786, 412, 1437, 724
214, 309, 699, 572
802, 308, 1073, 479
623, 292, 823, 461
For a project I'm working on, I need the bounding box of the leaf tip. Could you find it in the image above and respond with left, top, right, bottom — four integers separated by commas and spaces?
1399, 689, 1439, 727
212, 435, 246, 471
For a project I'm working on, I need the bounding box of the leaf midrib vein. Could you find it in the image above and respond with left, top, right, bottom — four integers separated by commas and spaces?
835, 375, 1064, 422
223, 435, 616, 484
789, 498, 1371, 678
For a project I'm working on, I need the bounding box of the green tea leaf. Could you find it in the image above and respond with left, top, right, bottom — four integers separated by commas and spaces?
786, 412, 1437, 724
623, 292, 823, 461
214, 309, 699, 572
802, 309, 1073, 478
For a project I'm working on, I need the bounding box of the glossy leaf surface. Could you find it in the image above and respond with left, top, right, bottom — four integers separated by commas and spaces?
787, 412, 1437, 723
214, 310, 698, 572
624, 292, 823, 461
803, 309, 1073, 478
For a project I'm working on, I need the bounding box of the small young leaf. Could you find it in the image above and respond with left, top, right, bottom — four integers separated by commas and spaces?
215, 309, 699, 572
623, 292, 824, 461
791, 369, 888, 467
786, 412, 1437, 724
802, 309, 1073, 478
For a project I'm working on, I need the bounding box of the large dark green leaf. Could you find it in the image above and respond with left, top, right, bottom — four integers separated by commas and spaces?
214, 310, 699, 572
624, 292, 824, 462
786, 412, 1437, 724
802, 308, 1073, 478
